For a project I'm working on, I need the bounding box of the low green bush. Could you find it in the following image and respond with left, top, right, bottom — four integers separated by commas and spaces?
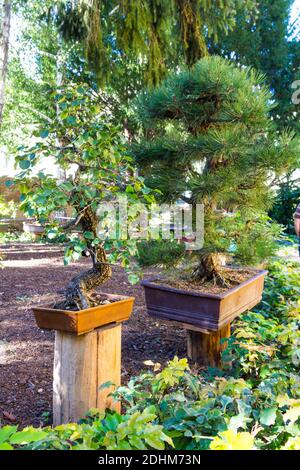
1, 257, 300, 450
137, 239, 185, 267
0, 197, 18, 219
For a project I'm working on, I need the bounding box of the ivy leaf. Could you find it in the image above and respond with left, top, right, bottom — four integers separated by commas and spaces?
210, 430, 254, 450
228, 414, 247, 431
259, 408, 277, 426
283, 406, 300, 425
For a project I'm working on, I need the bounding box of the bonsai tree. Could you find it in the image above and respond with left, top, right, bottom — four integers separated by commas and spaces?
13, 85, 154, 310
133, 56, 299, 286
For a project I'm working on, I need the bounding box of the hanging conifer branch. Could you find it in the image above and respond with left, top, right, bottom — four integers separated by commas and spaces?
84, 0, 108, 84
176, 0, 208, 66
54, 0, 256, 86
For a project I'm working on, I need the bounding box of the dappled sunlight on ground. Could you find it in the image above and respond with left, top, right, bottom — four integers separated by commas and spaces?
277, 243, 300, 263
0, 242, 187, 427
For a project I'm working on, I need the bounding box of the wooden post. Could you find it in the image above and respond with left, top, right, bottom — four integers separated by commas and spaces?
186, 323, 231, 367
53, 323, 121, 426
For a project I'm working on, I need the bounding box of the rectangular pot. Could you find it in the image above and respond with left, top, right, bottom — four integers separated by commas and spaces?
141, 269, 267, 331
33, 293, 134, 335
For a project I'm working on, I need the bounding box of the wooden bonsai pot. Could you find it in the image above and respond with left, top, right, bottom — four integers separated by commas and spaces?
33, 293, 134, 335
141, 269, 267, 332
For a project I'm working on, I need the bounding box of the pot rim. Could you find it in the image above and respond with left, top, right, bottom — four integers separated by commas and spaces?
32, 293, 135, 315
141, 267, 268, 300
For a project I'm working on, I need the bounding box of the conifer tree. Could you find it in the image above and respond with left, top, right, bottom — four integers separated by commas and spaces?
133, 56, 299, 286
210, 0, 300, 130
54, 0, 256, 86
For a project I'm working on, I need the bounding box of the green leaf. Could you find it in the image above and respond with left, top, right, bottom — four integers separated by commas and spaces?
19, 160, 30, 170
99, 381, 115, 391
65, 116, 77, 125
259, 407, 277, 426
10, 427, 48, 445
144, 434, 165, 450
39, 130, 49, 138
47, 229, 58, 240
103, 414, 122, 432
60, 181, 74, 192
128, 273, 139, 285
0, 443, 14, 450
129, 435, 147, 450
84, 231, 94, 240
283, 406, 300, 425
0, 425, 18, 444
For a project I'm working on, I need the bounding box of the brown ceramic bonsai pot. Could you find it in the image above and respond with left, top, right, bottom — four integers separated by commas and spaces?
0, 222, 10, 233
33, 293, 134, 335
141, 269, 267, 331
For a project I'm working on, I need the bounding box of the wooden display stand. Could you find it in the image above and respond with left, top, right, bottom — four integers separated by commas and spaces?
53, 323, 121, 426
185, 323, 231, 367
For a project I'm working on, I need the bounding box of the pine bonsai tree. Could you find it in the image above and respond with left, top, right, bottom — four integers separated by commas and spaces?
133, 56, 299, 286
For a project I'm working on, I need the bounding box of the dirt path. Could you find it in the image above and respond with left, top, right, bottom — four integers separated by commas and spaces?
0, 243, 189, 428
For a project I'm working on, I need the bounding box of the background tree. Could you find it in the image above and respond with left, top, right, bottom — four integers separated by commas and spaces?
0, 0, 11, 125
133, 56, 299, 285
210, 0, 300, 130
269, 176, 300, 234
54, 0, 256, 86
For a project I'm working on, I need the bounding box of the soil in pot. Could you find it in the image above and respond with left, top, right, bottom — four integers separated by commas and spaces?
33, 292, 135, 335
153, 267, 259, 295
51, 293, 123, 311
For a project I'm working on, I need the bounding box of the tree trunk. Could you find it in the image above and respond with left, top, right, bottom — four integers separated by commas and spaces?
54, 206, 112, 311
0, 1, 11, 125
192, 252, 230, 287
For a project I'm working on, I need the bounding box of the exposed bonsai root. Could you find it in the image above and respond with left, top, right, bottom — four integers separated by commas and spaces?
54, 260, 112, 311
191, 252, 231, 288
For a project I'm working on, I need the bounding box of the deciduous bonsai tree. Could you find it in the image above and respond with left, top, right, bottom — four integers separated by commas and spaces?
13, 85, 154, 310
133, 56, 299, 286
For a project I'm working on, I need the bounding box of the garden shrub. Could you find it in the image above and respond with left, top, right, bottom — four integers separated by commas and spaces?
0, 196, 18, 219
1, 257, 300, 451
137, 239, 185, 267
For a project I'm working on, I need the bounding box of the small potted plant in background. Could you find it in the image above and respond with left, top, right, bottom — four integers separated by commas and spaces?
133, 56, 299, 365
0, 197, 19, 233
14, 85, 154, 334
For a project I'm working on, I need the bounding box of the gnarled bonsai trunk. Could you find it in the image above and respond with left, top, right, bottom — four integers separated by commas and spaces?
192, 252, 230, 287
55, 206, 112, 311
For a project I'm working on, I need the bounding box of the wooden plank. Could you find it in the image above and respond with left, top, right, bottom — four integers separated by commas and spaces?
53, 324, 121, 426
186, 323, 231, 367
97, 323, 121, 412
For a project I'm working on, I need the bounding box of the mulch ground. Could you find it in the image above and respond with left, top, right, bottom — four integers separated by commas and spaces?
0, 242, 195, 428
